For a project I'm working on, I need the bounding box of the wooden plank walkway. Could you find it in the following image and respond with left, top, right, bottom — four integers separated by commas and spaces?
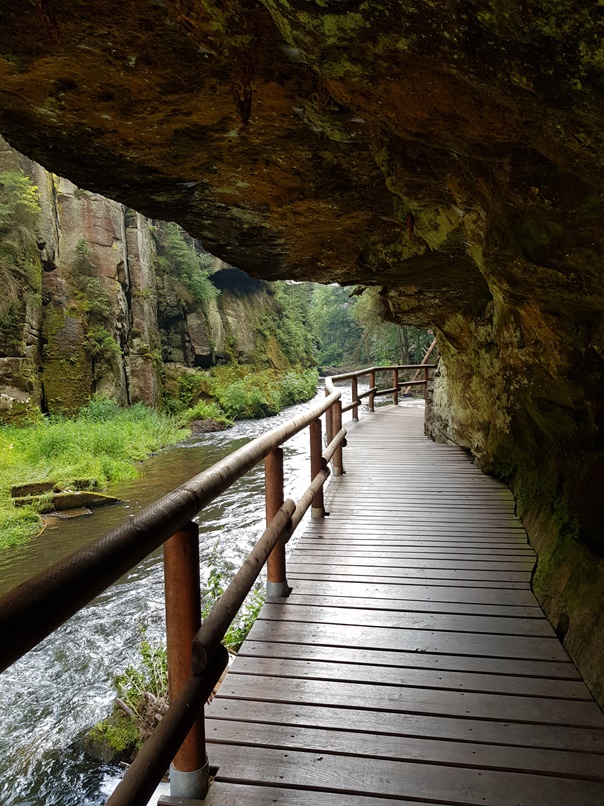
203, 405, 604, 805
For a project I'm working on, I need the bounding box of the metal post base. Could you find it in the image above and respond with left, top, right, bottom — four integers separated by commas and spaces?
169, 760, 209, 800
332, 467, 343, 476
266, 579, 292, 598
311, 506, 325, 518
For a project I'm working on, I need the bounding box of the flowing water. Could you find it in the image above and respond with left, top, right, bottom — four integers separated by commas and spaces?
0, 386, 379, 805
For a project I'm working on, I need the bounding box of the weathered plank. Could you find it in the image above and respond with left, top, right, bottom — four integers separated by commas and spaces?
204, 405, 604, 805
207, 719, 604, 780
257, 602, 555, 637
238, 640, 581, 679
208, 699, 604, 754
209, 745, 604, 805
277, 579, 541, 607
217, 672, 604, 727
229, 654, 590, 699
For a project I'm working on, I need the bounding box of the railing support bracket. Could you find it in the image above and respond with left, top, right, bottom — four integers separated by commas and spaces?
266, 580, 293, 598
169, 758, 209, 800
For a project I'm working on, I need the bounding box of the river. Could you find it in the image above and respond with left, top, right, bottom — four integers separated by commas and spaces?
0, 385, 375, 805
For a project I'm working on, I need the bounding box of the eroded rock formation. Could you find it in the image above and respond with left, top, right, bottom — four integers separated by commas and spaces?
0, 140, 292, 418
1, 2, 603, 703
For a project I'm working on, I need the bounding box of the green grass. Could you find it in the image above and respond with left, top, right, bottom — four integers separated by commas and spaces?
209, 366, 318, 420
0, 396, 189, 551
0, 368, 319, 551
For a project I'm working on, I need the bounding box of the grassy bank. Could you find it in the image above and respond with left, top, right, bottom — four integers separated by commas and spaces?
0, 368, 319, 552
177, 366, 319, 423
0, 397, 189, 551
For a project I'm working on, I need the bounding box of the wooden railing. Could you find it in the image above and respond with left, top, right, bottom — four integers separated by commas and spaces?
0, 360, 434, 805
328, 361, 436, 421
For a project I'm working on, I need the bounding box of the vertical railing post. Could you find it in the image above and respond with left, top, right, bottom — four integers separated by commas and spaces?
332, 399, 344, 476
393, 367, 399, 405
325, 386, 333, 445
369, 370, 375, 412
424, 366, 429, 400
265, 448, 290, 597
164, 521, 209, 800
310, 418, 325, 518
351, 376, 359, 422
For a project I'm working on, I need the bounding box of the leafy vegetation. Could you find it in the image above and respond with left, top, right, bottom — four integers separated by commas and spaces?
68, 239, 122, 370
0, 170, 41, 327
207, 366, 318, 420
258, 282, 316, 367
309, 284, 362, 368
113, 626, 169, 741
181, 399, 233, 428
203, 558, 265, 651
92, 557, 265, 756
309, 284, 433, 369
0, 396, 189, 550
155, 221, 219, 312
165, 364, 319, 422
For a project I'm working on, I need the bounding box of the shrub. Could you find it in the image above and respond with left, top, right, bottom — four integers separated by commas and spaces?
156, 222, 219, 312
113, 626, 169, 740
216, 379, 282, 420
202, 560, 265, 651
182, 400, 232, 428
206, 366, 318, 421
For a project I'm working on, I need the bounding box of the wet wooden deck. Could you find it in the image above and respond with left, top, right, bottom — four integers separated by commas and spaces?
202, 405, 604, 805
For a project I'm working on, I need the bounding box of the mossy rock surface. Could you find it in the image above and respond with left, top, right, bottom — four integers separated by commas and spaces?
81, 709, 140, 765
13, 491, 121, 512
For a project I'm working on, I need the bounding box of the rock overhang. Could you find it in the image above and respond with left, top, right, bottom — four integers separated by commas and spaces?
2, 2, 601, 321
2, 0, 604, 707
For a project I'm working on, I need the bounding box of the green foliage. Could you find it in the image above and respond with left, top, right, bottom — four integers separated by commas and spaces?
86, 710, 140, 759
309, 284, 433, 369
259, 282, 315, 367
161, 370, 213, 415
103, 556, 266, 750
309, 284, 363, 367
277, 369, 320, 406
210, 366, 318, 420
69, 239, 121, 367
0, 171, 40, 229
0, 170, 41, 322
163, 364, 318, 422
0, 395, 189, 550
113, 626, 169, 739
84, 324, 122, 361
202, 559, 265, 651
156, 222, 219, 311
216, 376, 282, 419
181, 399, 233, 428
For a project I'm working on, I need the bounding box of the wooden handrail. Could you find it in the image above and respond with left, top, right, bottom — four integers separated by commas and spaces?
327, 354, 437, 415
329, 363, 436, 383
0, 357, 434, 804
0, 389, 340, 674
403, 338, 437, 394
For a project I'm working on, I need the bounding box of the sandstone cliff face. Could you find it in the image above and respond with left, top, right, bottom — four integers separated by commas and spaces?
0, 3, 603, 702
0, 142, 287, 419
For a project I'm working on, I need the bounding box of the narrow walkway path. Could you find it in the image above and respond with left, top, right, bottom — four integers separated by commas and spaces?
203, 405, 604, 805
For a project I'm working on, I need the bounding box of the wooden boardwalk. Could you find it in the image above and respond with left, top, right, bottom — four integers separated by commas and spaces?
204, 405, 604, 805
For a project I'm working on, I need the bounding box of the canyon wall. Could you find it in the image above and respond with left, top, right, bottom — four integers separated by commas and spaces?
0, 139, 289, 420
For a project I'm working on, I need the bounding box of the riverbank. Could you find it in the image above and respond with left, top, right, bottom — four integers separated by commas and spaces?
0, 367, 319, 551
0, 397, 189, 551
